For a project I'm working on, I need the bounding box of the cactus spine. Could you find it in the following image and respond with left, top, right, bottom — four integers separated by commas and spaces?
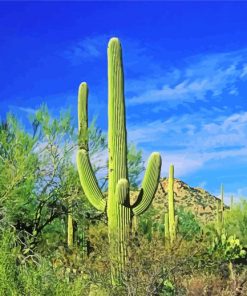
77, 38, 161, 285
168, 164, 176, 243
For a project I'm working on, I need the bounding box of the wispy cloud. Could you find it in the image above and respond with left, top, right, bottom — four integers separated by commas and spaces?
62, 35, 109, 64
129, 110, 247, 177
127, 49, 247, 108
17, 106, 37, 114
8, 105, 37, 116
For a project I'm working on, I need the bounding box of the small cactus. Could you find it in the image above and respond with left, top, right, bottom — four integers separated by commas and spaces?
67, 213, 73, 248
230, 195, 234, 211
164, 212, 169, 243
168, 164, 176, 243
67, 199, 74, 248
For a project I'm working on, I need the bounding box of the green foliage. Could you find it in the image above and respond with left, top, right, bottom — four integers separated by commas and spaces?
127, 143, 144, 189
224, 199, 247, 246
208, 230, 246, 262
162, 279, 175, 296
0, 105, 109, 254
0, 115, 38, 230
0, 231, 19, 295
176, 207, 201, 240
0, 231, 88, 296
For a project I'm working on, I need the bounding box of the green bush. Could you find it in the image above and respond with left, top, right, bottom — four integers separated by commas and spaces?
224, 199, 247, 246
176, 207, 201, 240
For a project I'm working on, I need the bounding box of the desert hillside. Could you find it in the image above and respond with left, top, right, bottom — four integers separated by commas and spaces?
131, 178, 224, 223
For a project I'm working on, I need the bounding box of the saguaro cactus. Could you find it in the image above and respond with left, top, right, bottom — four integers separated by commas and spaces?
164, 212, 169, 243
168, 164, 176, 243
67, 198, 74, 248
77, 38, 162, 284
216, 199, 220, 226
67, 212, 73, 248
230, 195, 234, 211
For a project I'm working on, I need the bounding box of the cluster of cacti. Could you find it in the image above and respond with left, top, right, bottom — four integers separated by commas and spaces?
77, 38, 161, 285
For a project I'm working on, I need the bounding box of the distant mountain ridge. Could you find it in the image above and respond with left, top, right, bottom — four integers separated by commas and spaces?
151, 177, 222, 222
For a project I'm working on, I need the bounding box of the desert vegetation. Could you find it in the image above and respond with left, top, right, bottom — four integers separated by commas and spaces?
0, 38, 246, 295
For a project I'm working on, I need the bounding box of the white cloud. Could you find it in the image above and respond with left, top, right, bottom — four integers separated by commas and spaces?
62, 35, 108, 64
128, 110, 247, 177
9, 105, 37, 115
127, 49, 247, 107
18, 106, 37, 114
212, 189, 245, 206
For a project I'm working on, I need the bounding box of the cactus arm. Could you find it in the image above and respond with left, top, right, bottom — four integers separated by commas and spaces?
77, 82, 106, 212
116, 178, 129, 205
133, 152, 161, 216
77, 151, 106, 212
78, 82, 89, 149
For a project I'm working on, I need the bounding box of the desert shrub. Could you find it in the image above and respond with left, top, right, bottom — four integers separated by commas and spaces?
176, 207, 201, 240
224, 199, 247, 246
0, 231, 20, 295
0, 230, 89, 296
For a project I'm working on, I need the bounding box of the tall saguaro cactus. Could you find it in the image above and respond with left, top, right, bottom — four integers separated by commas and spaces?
76, 38, 162, 285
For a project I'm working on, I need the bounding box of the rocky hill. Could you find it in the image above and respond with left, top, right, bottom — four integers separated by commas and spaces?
131, 178, 223, 224
153, 178, 222, 223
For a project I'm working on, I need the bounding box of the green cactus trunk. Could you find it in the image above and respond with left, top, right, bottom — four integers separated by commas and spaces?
132, 215, 138, 235
216, 199, 220, 228
77, 38, 162, 285
168, 164, 176, 243
230, 195, 234, 211
67, 198, 74, 248
164, 212, 169, 243
67, 213, 73, 248
107, 40, 131, 282
175, 215, 179, 233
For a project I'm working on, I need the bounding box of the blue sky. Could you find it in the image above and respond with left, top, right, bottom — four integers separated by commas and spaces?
1, 2, 247, 202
